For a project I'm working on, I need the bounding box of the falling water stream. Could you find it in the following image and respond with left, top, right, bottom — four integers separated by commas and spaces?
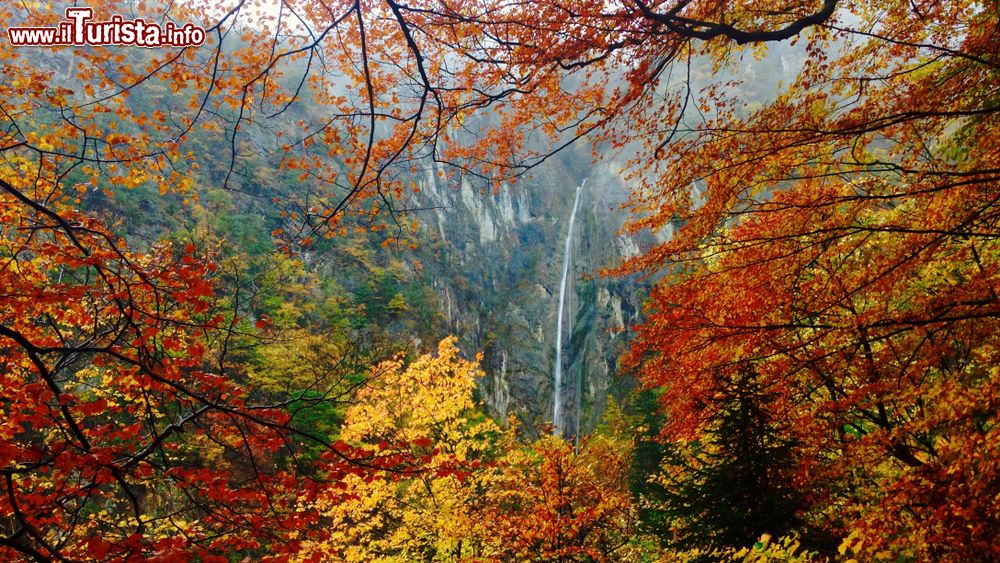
552, 177, 586, 435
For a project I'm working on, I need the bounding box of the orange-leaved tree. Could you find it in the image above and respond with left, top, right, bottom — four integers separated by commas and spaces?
477, 409, 641, 562
607, 2, 1000, 560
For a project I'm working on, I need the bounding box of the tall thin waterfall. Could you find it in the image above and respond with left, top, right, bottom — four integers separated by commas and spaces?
552, 178, 586, 435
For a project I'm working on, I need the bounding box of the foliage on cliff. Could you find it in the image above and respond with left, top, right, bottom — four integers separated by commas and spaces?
1, 0, 998, 560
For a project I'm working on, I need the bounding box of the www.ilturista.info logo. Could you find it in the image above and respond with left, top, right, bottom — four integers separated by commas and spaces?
7, 7, 206, 47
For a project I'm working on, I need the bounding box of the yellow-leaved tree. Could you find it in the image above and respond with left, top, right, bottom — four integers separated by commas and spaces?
297, 336, 500, 561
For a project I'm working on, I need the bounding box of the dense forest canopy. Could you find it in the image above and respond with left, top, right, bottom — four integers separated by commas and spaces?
0, 0, 997, 561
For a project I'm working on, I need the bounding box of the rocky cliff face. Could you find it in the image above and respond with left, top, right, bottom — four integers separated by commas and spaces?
407, 146, 646, 436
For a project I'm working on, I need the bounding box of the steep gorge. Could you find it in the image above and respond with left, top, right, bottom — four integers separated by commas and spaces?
408, 147, 646, 435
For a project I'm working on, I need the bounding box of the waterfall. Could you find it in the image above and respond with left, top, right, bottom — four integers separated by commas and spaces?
553, 177, 586, 435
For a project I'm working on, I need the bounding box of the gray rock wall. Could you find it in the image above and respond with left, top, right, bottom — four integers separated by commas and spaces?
407, 148, 646, 436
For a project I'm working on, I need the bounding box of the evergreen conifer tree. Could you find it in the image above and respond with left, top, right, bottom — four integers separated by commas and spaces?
660, 368, 804, 556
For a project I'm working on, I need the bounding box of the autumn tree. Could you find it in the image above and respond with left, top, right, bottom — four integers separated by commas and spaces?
295, 336, 501, 561
607, 2, 1000, 559
476, 404, 643, 562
